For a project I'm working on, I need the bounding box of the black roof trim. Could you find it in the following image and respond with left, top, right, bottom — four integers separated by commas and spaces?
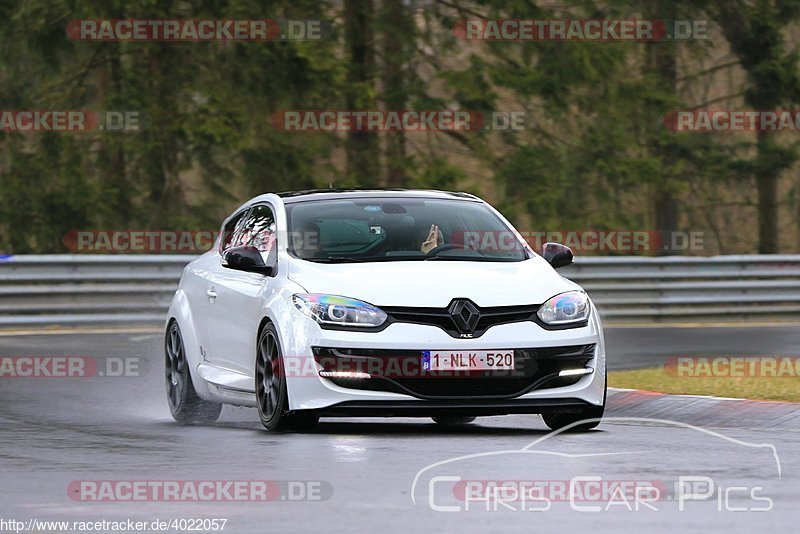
275, 188, 480, 203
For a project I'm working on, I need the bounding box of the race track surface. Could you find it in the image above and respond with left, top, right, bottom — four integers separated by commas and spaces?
0, 327, 797, 533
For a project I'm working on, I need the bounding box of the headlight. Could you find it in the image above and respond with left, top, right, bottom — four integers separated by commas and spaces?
292, 294, 387, 328
537, 291, 590, 325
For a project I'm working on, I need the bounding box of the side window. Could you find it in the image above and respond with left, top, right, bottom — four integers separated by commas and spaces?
239, 204, 277, 253
219, 210, 247, 254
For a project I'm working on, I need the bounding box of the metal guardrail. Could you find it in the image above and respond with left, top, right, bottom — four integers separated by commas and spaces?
1, 254, 799, 327
563, 255, 800, 321
0, 255, 187, 327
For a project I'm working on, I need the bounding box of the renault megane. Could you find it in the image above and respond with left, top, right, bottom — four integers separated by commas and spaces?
165, 189, 606, 431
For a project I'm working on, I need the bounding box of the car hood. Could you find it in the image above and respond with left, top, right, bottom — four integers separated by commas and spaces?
286, 256, 580, 307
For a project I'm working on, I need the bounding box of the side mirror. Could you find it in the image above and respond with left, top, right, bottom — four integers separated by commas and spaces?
223, 245, 276, 276
542, 242, 573, 269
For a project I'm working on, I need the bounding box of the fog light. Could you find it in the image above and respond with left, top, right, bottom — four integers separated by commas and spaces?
558, 368, 593, 377
319, 370, 371, 379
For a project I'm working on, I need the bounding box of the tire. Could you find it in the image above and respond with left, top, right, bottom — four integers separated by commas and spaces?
542, 377, 606, 432
256, 323, 319, 432
165, 321, 222, 424
432, 416, 477, 426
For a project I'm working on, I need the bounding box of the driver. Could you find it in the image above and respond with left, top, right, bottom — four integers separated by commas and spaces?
420, 224, 443, 253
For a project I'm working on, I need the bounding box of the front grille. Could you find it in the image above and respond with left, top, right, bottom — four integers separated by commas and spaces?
314, 344, 595, 400
382, 301, 541, 338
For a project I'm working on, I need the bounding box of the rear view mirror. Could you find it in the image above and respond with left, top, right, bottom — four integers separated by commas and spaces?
223, 245, 276, 276
542, 242, 573, 269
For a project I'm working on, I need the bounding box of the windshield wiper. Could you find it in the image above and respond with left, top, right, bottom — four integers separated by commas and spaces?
311, 253, 522, 263
321, 255, 427, 263
424, 252, 522, 262
312, 256, 368, 263
424, 249, 483, 261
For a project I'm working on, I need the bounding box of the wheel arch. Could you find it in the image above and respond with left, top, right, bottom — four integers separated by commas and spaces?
255, 300, 305, 411
165, 289, 212, 399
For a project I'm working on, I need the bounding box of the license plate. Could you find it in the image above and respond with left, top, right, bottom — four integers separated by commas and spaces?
422, 350, 515, 371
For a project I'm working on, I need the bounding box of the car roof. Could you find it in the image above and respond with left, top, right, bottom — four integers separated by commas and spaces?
275, 188, 481, 204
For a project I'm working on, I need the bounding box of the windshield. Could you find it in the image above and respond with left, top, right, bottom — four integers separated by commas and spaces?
285, 197, 528, 263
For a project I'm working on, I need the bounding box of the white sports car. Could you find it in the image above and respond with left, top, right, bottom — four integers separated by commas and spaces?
165, 189, 606, 431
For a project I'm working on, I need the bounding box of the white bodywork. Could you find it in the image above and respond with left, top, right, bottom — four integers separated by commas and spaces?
166, 191, 606, 413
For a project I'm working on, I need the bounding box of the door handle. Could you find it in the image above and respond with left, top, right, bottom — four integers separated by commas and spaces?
206, 288, 217, 302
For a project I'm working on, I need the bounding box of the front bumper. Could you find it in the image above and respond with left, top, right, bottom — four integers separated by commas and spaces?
281, 303, 606, 412
313, 344, 595, 400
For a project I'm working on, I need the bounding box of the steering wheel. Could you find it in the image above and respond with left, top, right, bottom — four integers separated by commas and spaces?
425, 243, 469, 256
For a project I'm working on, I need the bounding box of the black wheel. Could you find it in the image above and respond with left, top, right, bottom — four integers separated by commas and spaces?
542, 377, 606, 432
432, 416, 476, 426
256, 323, 319, 431
165, 321, 222, 424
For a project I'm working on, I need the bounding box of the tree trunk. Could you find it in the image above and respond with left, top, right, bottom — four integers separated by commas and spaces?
711, 0, 787, 254
381, 0, 411, 187
344, 0, 379, 186
757, 131, 779, 253
646, 1, 679, 255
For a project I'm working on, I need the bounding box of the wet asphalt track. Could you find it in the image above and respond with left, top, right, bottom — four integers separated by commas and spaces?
0, 326, 798, 533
